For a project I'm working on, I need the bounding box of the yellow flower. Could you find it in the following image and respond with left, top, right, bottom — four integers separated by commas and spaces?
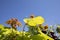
23, 16, 45, 26
28, 19, 36, 26
0, 24, 4, 29
35, 16, 44, 24
3, 29, 11, 35
24, 18, 36, 26
23, 18, 30, 23
16, 31, 20, 34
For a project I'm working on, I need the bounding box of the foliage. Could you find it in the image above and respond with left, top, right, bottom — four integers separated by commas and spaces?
0, 15, 60, 40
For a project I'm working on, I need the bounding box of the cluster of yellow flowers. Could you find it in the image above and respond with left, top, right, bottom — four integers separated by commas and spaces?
23, 16, 45, 26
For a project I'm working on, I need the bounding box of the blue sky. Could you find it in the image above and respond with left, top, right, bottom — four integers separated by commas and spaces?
0, 0, 60, 31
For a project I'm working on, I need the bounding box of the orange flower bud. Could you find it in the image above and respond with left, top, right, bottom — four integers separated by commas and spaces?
44, 25, 48, 29
30, 14, 34, 18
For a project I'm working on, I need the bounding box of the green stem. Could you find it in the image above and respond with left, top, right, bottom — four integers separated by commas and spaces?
22, 24, 26, 40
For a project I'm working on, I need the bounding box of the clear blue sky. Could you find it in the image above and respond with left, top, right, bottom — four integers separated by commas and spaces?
0, 0, 60, 31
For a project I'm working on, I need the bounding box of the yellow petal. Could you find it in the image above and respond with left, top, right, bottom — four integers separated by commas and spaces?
23, 16, 45, 26
35, 16, 45, 24
23, 18, 30, 23
24, 18, 36, 26
28, 19, 36, 26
